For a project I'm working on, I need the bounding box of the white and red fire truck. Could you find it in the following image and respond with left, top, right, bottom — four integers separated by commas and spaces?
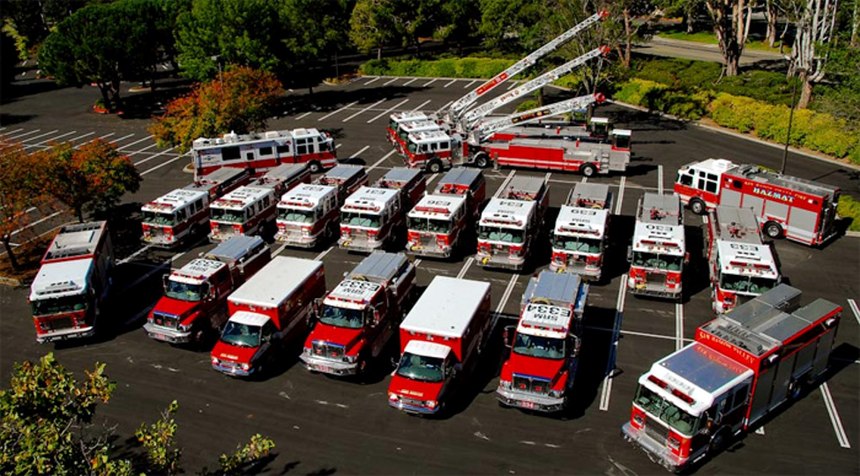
211, 256, 326, 377
406, 194, 469, 258
387, 111, 431, 149
141, 188, 210, 248
434, 167, 487, 219
674, 158, 840, 246
250, 163, 311, 196
144, 236, 270, 344
550, 182, 612, 279
338, 186, 403, 253
707, 205, 781, 315
622, 284, 841, 472
374, 167, 427, 210
192, 128, 337, 176
315, 164, 369, 202
497, 271, 588, 413
29, 221, 114, 343
627, 193, 687, 300
476, 176, 549, 271
208, 185, 278, 242
275, 184, 340, 248
185, 166, 252, 200
301, 251, 416, 376
392, 119, 443, 153
388, 276, 492, 415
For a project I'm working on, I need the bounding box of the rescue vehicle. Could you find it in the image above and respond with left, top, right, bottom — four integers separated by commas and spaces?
707, 206, 781, 315
301, 252, 416, 376
622, 284, 841, 472
627, 193, 687, 300
674, 158, 840, 246
275, 184, 340, 248
208, 185, 277, 242
374, 167, 427, 210
550, 182, 612, 279
338, 186, 403, 253
476, 176, 549, 271
144, 236, 270, 344
388, 276, 492, 415
186, 166, 252, 199
211, 257, 326, 377
29, 222, 114, 343
434, 167, 487, 219
497, 271, 588, 413
406, 194, 469, 258
386, 111, 430, 149
141, 188, 210, 248
192, 128, 337, 176
392, 120, 443, 153
315, 164, 369, 202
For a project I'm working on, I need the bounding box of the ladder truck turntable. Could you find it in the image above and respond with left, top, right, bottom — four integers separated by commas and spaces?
622, 284, 842, 472
627, 193, 687, 300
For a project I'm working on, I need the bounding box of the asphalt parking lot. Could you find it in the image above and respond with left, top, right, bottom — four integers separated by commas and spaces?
1, 75, 858, 475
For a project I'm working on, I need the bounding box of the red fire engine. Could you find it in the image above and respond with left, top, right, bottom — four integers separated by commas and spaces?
550, 182, 612, 279
406, 194, 469, 258
627, 193, 687, 301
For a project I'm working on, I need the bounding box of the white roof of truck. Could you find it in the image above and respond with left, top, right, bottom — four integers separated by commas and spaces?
171, 258, 224, 284
401, 276, 490, 339
229, 256, 322, 308
43, 221, 107, 263
228, 310, 270, 327
554, 206, 609, 237
30, 258, 93, 300
683, 158, 735, 175
391, 111, 428, 123
518, 303, 574, 340
479, 198, 536, 228
279, 184, 336, 209
633, 220, 686, 255
143, 188, 208, 213
212, 186, 273, 210
342, 187, 399, 213
717, 241, 778, 278
408, 194, 466, 220
404, 340, 453, 359
327, 280, 382, 305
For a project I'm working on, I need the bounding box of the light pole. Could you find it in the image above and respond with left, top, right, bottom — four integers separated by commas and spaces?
210, 55, 223, 89
782, 57, 803, 175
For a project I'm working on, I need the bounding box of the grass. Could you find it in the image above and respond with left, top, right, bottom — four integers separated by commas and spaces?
655, 30, 787, 53
837, 194, 860, 232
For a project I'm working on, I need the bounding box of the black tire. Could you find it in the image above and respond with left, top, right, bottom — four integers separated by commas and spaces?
764, 221, 783, 239
690, 198, 706, 216
708, 429, 730, 457
308, 161, 323, 174
474, 153, 490, 169
426, 159, 443, 174
581, 163, 596, 177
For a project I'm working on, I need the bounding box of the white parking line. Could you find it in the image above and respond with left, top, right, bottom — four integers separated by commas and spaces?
493, 170, 516, 197
820, 382, 851, 448
342, 99, 386, 122
140, 153, 189, 176
422, 78, 437, 87
658, 164, 664, 194
410, 99, 432, 112
118, 244, 152, 265
383, 77, 399, 86
364, 77, 381, 85
675, 302, 685, 350
443, 79, 457, 88
0, 128, 24, 137
847, 299, 859, 325
456, 257, 474, 279
4, 129, 42, 140
755, 426, 766, 435
614, 176, 626, 215
118, 134, 154, 151
403, 78, 417, 86
68, 131, 96, 143
18, 129, 58, 143
127, 142, 160, 156
493, 274, 519, 328
366, 98, 410, 124
295, 111, 313, 121
30, 130, 77, 146
348, 145, 370, 159
10, 210, 64, 236
314, 246, 334, 261
134, 146, 177, 166
367, 149, 396, 172
318, 101, 358, 121
107, 132, 134, 143
600, 274, 627, 412
336, 143, 343, 149
463, 79, 478, 89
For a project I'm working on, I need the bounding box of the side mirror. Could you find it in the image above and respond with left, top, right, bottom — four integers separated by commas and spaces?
161, 275, 170, 291
452, 363, 463, 377
684, 252, 691, 264
627, 246, 633, 262
503, 325, 515, 348
372, 309, 381, 325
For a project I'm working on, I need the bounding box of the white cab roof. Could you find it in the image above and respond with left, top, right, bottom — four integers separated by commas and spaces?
404, 340, 452, 359
212, 186, 273, 210
228, 310, 270, 327
30, 258, 92, 300
409, 129, 451, 144
554, 206, 609, 237
43, 221, 107, 262
479, 198, 536, 228
326, 280, 382, 309
684, 158, 735, 175
518, 303, 573, 340
171, 258, 224, 284
401, 276, 489, 339
717, 241, 779, 278
401, 120, 441, 133
342, 187, 399, 212
229, 256, 322, 308
391, 111, 428, 123
279, 184, 336, 209
633, 220, 686, 255
143, 188, 208, 213
408, 194, 466, 220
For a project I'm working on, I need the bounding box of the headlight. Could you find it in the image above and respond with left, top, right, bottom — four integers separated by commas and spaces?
388, 392, 399, 401
178, 323, 191, 332
425, 400, 437, 409
211, 357, 220, 365
548, 389, 564, 398
499, 380, 512, 389
343, 354, 358, 363
241, 363, 250, 371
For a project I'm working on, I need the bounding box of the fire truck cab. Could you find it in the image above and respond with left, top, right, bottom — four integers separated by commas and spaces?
387, 111, 430, 148
707, 206, 780, 315
623, 285, 841, 472
404, 130, 455, 173
208, 186, 277, 242
276, 184, 339, 248
338, 186, 403, 253
406, 194, 468, 258
375, 167, 427, 210
141, 188, 209, 248
628, 193, 686, 300
316, 164, 369, 202
434, 167, 487, 219
550, 182, 612, 279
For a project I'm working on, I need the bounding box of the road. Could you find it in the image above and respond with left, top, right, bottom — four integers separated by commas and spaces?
0, 75, 857, 475
634, 36, 786, 65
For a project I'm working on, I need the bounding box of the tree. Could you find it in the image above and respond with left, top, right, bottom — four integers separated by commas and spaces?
0, 0, 88, 60
786, 0, 840, 108
39, 139, 142, 222
150, 66, 284, 153
704, 0, 754, 76
135, 400, 182, 475
1, 30, 17, 93
765, 0, 780, 46
279, 0, 351, 92
435, 0, 481, 52
604, 0, 659, 68
0, 142, 48, 271
349, 0, 399, 60
479, 0, 547, 53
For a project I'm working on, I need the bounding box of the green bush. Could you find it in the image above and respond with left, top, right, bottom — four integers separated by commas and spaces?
515, 99, 539, 112
358, 57, 513, 79
837, 194, 860, 232
613, 79, 710, 120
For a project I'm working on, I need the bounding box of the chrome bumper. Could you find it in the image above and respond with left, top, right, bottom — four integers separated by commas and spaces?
143, 323, 192, 344
496, 387, 566, 413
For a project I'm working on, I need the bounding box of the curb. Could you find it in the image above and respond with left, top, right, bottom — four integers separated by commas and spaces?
846, 231, 860, 238
0, 276, 22, 287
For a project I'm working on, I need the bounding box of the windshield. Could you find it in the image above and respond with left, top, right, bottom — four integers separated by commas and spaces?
164, 279, 204, 302
634, 384, 700, 435
513, 333, 566, 359
553, 235, 601, 253
632, 251, 682, 271
478, 226, 524, 244
319, 305, 364, 329
142, 210, 177, 226
220, 321, 261, 347
31, 294, 87, 316
407, 216, 452, 233
396, 352, 445, 382
278, 208, 316, 223
342, 211, 381, 228
720, 274, 777, 294
210, 207, 246, 223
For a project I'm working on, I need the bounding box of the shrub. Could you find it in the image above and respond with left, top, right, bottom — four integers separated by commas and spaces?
614, 79, 711, 120
515, 99, 539, 112
358, 57, 513, 79
837, 194, 860, 232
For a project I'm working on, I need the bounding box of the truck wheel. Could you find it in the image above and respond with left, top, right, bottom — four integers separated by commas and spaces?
690, 198, 706, 216
764, 221, 783, 239
308, 161, 323, 174
426, 159, 443, 174
581, 164, 596, 177
708, 429, 729, 456
474, 153, 490, 169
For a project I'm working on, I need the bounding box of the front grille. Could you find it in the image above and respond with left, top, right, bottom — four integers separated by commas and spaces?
312, 342, 344, 360
152, 313, 180, 329
218, 223, 236, 237
512, 374, 551, 395
148, 227, 165, 238
47, 317, 74, 331
646, 272, 666, 285
400, 397, 423, 407
644, 415, 670, 443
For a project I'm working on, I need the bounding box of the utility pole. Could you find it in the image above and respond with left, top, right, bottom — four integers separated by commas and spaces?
782, 62, 802, 175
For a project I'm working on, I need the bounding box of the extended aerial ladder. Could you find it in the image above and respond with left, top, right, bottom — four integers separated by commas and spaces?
469, 93, 605, 143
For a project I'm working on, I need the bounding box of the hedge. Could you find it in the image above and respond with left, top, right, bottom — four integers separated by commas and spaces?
359, 57, 514, 79
613, 79, 713, 120
837, 194, 860, 232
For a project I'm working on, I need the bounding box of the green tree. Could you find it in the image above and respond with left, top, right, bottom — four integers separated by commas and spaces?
349, 0, 399, 60
39, 139, 142, 222
279, 0, 351, 91
479, 0, 546, 53
0, 0, 89, 59
435, 0, 481, 52
1, 30, 17, 89
136, 400, 182, 475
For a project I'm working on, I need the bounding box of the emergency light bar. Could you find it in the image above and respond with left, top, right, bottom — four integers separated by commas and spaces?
415, 206, 451, 215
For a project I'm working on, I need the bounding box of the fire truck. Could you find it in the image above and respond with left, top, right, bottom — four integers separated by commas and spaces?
186, 166, 252, 199
144, 235, 270, 344
628, 193, 687, 300
707, 206, 781, 315
301, 251, 416, 376
387, 111, 430, 149
29, 222, 114, 343
622, 284, 842, 472
550, 182, 612, 279
192, 128, 337, 176
141, 188, 210, 248
406, 194, 469, 258
434, 167, 487, 219
211, 257, 326, 377
251, 163, 311, 195
208, 185, 278, 242
392, 119, 443, 153
388, 276, 492, 415
338, 186, 404, 253
315, 164, 369, 202
476, 176, 549, 271
674, 158, 840, 246
497, 271, 588, 413
374, 167, 427, 210
275, 184, 340, 248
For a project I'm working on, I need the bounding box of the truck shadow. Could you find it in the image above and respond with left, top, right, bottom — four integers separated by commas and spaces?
683, 224, 710, 303
602, 214, 635, 284
566, 305, 616, 419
